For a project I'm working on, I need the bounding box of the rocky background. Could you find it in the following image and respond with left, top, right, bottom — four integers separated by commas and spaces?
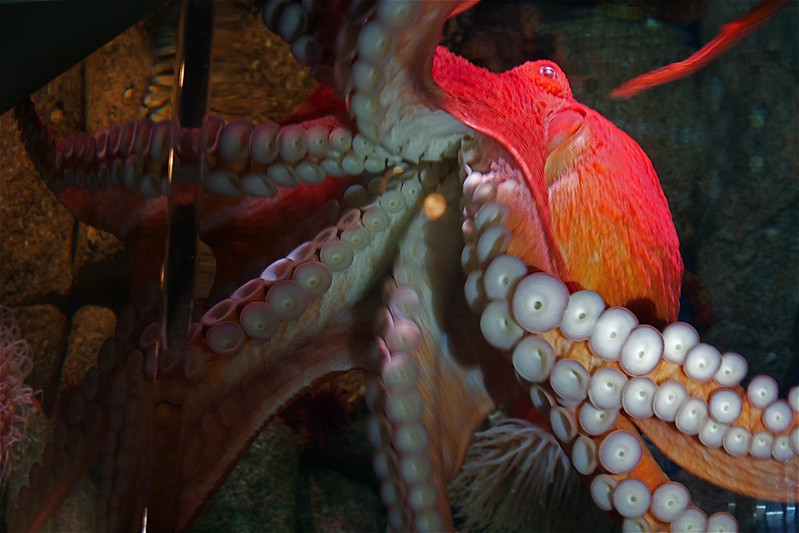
1, 1, 796, 531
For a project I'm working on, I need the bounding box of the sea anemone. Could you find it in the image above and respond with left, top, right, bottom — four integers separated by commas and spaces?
0, 304, 35, 493
450, 415, 613, 532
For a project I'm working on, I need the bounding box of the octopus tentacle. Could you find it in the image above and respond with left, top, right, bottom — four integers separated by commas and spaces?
167, 167, 441, 529
261, 0, 476, 167
460, 166, 797, 530
14, 95, 411, 297
369, 170, 493, 532
196, 118, 406, 297
265, 1, 795, 529
6, 1, 795, 531
339, 1, 478, 167
610, 0, 791, 99
15, 96, 366, 214
260, 0, 352, 90
7, 164, 439, 530
6, 287, 161, 533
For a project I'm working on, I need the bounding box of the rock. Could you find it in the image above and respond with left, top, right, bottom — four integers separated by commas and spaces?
193, 422, 301, 532
60, 305, 117, 393
299, 466, 384, 533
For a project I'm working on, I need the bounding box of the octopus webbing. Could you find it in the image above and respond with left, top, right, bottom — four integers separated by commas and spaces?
2, 0, 798, 532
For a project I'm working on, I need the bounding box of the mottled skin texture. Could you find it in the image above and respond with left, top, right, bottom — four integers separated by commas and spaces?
6, 1, 797, 531
429, 38, 795, 526
433, 48, 682, 326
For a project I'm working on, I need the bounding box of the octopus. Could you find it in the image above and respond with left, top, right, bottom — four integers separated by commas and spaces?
2, 0, 797, 532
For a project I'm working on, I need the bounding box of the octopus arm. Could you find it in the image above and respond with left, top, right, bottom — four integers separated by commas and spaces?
610, 0, 790, 98
171, 310, 377, 530
369, 172, 495, 531
8, 158, 437, 531
633, 416, 799, 502
14, 98, 371, 299
170, 170, 438, 529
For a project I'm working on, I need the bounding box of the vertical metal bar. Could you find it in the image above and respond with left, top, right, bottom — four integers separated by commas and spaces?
145, 1, 212, 530
161, 0, 213, 351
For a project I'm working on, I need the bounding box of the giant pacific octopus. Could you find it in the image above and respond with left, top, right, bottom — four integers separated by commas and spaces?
3, 0, 798, 531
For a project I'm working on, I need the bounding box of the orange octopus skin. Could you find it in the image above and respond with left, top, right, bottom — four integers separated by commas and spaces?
433, 46, 682, 326
429, 26, 796, 524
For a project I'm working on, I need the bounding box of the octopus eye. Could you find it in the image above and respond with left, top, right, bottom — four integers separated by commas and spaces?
540, 65, 558, 80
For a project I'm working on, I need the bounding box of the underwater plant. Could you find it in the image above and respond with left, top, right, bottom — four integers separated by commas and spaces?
0, 304, 35, 493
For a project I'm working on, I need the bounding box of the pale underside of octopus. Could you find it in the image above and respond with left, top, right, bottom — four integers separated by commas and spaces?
7, 1, 798, 532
